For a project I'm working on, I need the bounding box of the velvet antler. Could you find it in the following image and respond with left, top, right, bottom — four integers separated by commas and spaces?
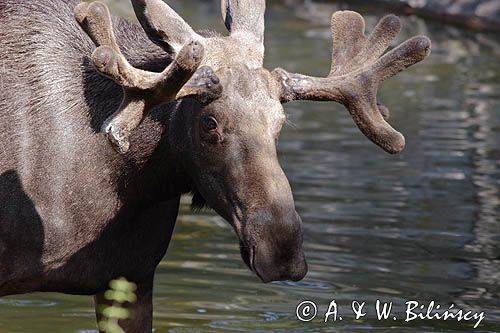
273, 12, 431, 154
131, 0, 203, 54
131, 0, 266, 70
75, 2, 222, 153
221, 0, 265, 44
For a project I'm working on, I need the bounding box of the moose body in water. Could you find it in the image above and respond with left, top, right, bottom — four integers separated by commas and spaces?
0, 0, 430, 331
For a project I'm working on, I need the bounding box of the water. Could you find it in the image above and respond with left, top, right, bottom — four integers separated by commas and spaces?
0, 1, 499, 332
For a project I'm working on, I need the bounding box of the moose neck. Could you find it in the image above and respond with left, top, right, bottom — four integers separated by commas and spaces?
112, 97, 207, 213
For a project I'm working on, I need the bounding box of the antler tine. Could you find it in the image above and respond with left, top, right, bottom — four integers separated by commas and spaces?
75, 2, 222, 154
131, 0, 202, 54
330, 12, 402, 76
221, 0, 266, 44
75, 2, 118, 53
273, 11, 431, 154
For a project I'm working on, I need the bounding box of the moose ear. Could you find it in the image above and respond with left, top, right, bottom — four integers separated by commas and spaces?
221, 0, 266, 44
131, 0, 202, 53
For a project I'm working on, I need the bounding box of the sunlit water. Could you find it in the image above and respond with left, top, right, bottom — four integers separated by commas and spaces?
0, 1, 499, 332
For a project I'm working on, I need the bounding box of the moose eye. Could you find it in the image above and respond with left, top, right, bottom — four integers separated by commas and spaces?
201, 115, 218, 132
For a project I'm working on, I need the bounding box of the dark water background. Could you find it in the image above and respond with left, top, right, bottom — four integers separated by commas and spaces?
0, 0, 499, 332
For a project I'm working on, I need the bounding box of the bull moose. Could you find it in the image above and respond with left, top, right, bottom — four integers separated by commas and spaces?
0, 0, 431, 331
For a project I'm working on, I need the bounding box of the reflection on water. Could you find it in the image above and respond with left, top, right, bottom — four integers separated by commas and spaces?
0, 1, 499, 332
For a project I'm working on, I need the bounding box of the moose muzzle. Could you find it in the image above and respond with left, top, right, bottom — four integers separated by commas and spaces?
241, 208, 307, 283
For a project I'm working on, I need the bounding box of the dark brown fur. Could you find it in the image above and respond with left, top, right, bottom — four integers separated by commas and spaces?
0, 0, 194, 330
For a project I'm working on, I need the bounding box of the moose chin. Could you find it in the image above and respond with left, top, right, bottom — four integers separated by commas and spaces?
0, 0, 430, 331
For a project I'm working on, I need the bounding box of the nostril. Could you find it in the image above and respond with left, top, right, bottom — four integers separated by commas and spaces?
250, 246, 269, 283
249, 246, 257, 273
249, 246, 255, 272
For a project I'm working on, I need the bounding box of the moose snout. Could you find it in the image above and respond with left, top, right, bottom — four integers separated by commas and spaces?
243, 210, 308, 283
252, 242, 308, 283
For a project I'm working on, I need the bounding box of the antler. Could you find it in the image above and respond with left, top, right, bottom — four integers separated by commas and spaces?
221, 0, 265, 44
75, 2, 222, 153
131, 0, 266, 70
131, 0, 203, 54
273, 12, 431, 154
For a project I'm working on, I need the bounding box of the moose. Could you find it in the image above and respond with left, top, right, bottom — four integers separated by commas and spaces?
0, 0, 430, 331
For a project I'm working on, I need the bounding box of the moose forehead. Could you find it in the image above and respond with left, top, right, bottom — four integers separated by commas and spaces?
200, 35, 265, 71
211, 64, 286, 136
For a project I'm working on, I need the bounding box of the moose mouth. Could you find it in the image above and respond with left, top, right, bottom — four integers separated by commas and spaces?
191, 186, 307, 282
240, 235, 308, 283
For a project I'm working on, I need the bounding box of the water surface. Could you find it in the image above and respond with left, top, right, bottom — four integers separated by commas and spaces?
0, 1, 499, 332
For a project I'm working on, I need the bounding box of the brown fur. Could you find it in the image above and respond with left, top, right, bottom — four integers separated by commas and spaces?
0, 0, 430, 331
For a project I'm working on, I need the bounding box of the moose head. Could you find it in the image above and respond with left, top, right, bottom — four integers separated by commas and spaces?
75, 0, 430, 283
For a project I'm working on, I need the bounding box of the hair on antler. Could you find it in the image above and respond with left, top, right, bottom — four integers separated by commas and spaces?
75, 1, 221, 153
131, 0, 202, 54
221, 0, 265, 44
273, 11, 431, 154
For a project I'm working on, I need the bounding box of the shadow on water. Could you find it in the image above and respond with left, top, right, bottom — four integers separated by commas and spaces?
0, 0, 498, 332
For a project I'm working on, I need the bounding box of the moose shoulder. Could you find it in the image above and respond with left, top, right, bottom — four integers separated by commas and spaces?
0, 0, 430, 331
